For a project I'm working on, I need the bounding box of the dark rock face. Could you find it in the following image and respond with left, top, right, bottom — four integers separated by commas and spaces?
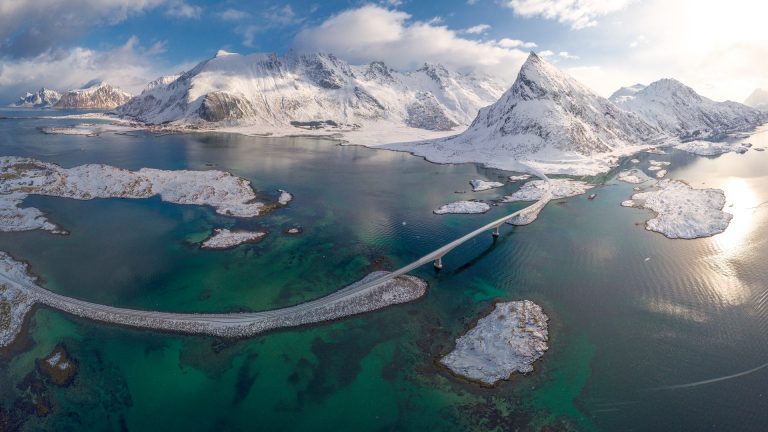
406, 92, 458, 131
197, 92, 256, 122
300, 53, 352, 89
363, 61, 395, 83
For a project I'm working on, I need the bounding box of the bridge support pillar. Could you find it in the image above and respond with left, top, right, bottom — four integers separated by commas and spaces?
492, 225, 500, 238
434, 257, 443, 270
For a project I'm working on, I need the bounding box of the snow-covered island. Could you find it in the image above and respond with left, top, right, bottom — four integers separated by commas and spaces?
434, 201, 490, 215
469, 179, 504, 192
617, 169, 647, 184
621, 179, 732, 238
675, 140, 752, 156
0, 156, 284, 234
201, 229, 266, 250
502, 178, 592, 202
440, 300, 549, 385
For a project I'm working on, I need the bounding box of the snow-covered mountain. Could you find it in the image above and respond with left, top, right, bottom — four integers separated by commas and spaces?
385, 52, 665, 175
608, 84, 646, 104
54, 82, 132, 109
117, 51, 506, 132
745, 88, 768, 110
10, 88, 61, 108
610, 79, 765, 139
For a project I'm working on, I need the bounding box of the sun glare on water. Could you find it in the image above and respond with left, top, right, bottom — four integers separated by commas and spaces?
714, 178, 760, 257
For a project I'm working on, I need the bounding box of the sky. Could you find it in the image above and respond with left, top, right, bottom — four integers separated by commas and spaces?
0, 0, 766, 103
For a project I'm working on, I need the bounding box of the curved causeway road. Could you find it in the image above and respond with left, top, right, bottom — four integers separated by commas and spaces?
0, 173, 552, 341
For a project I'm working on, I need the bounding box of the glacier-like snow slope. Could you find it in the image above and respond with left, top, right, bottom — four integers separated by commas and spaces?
117, 51, 506, 133
54, 82, 132, 109
610, 79, 765, 140
385, 52, 667, 175
10, 88, 61, 108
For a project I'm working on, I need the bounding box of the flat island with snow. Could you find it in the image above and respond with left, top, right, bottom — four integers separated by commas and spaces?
0, 156, 286, 234
201, 229, 267, 250
434, 201, 490, 215
621, 179, 733, 239
440, 300, 549, 385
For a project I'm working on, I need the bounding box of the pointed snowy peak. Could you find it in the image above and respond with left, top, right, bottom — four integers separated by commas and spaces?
614, 78, 765, 139
215, 49, 237, 58
385, 52, 664, 175
745, 88, 768, 110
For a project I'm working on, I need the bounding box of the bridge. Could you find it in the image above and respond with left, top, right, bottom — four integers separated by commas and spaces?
0, 172, 552, 344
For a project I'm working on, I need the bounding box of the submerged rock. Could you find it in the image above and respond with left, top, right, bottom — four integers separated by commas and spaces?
441, 301, 549, 385
37, 344, 78, 386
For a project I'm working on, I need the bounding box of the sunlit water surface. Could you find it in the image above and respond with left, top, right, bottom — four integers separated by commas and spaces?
1, 112, 768, 431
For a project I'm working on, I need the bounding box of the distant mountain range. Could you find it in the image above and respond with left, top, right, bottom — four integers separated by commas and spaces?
386, 53, 766, 174
116, 50, 507, 132
9, 50, 767, 175
10, 82, 132, 109
609, 80, 764, 139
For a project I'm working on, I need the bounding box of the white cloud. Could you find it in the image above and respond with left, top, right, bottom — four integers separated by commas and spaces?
292, 5, 530, 79
558, 51, 579, 59
502, 0, 635, 29
463, 24, 491, 34
0, 36, 183, 101
0, 0, 170, 57
497, 38, 537, 49
237, 4, 303, 47
572, 0, 768, 100
218, 8, 250, 21
165, 1, 202, 19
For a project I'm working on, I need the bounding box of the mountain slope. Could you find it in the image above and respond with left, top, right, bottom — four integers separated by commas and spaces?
54, 82, 132, 109
117, 51, 506, 133
385, 52, 665, 175
745, 88, 768, 110
10, 88, 61, 108
610, 79, 765, 139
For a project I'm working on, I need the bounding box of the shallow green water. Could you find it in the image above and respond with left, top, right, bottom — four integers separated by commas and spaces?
1, 112, 768, 431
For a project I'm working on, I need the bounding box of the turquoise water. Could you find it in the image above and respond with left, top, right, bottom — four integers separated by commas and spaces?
1, 112, 768, 431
